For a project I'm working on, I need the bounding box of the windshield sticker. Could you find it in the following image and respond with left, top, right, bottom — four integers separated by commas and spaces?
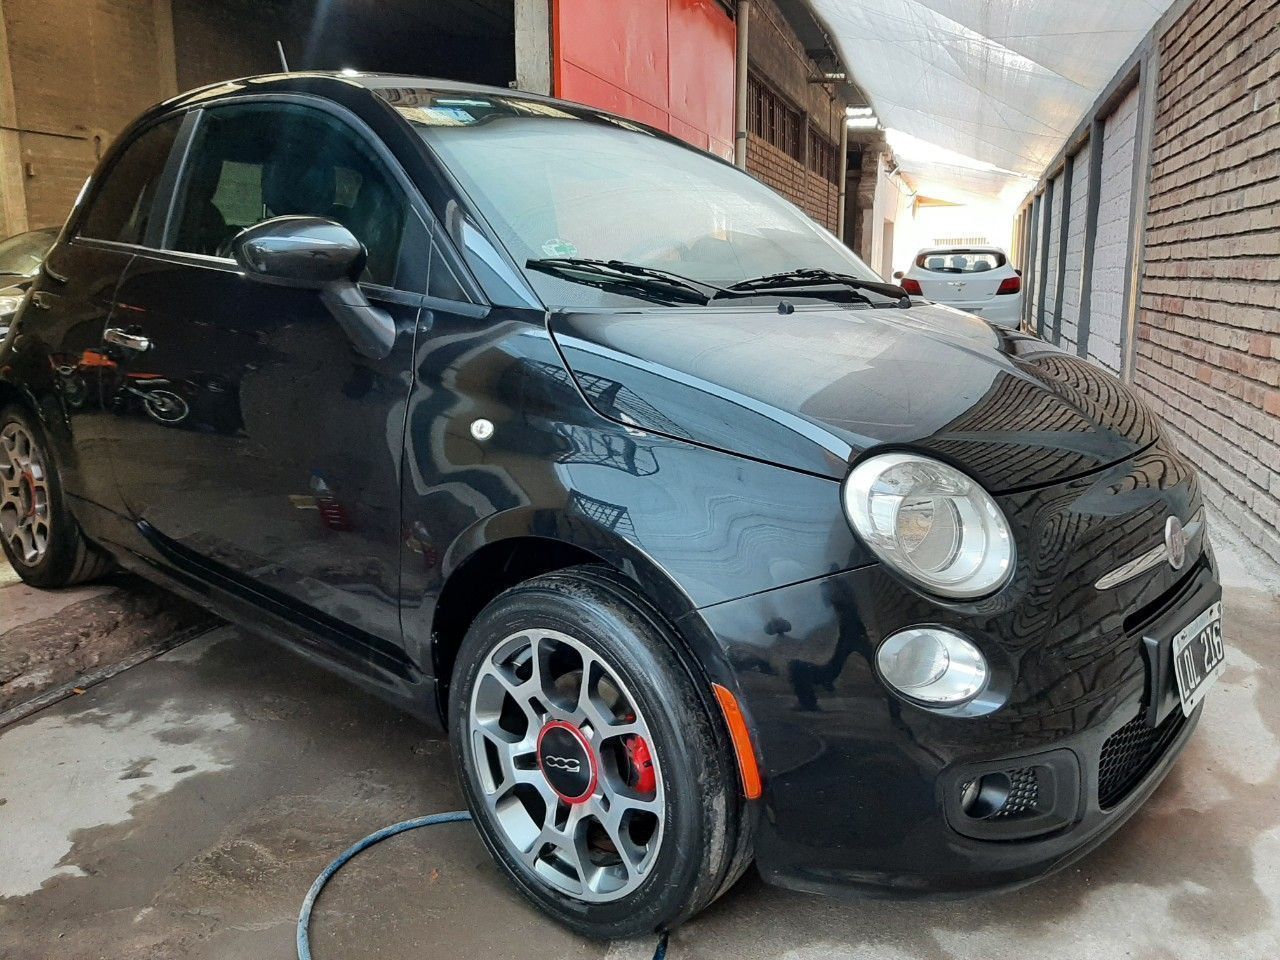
541, 238, 579, 258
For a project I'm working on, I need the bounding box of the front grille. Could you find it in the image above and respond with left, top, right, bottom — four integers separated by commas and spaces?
992, 766, 1041, 818
1098, 709, 1187, 808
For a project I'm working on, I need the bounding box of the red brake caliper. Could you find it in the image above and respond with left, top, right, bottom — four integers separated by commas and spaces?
623, 734, 656, 795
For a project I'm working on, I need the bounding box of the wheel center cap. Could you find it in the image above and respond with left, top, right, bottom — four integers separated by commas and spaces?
537, 720, 597, 804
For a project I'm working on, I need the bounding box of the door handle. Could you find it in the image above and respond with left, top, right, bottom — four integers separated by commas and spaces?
104, 327, 152, 353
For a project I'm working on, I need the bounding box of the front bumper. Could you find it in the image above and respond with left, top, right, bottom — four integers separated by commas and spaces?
697, 444, 1218, 896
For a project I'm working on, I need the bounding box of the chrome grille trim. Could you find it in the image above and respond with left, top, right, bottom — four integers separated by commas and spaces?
1095, 507, 1204, 590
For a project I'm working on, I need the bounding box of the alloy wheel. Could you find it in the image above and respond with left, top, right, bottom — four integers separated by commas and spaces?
467, 628, 665, 903
0, 421, 52, 566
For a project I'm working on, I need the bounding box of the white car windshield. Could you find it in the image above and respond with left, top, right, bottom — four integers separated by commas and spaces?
400, 93, 880, 307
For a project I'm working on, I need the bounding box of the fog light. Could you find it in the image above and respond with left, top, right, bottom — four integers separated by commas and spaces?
961, 772, 1012, 820
876, 627, 988, 705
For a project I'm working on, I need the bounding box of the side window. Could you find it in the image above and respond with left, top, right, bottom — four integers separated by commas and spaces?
79, 117, 182, 245
168, 103, 409, 287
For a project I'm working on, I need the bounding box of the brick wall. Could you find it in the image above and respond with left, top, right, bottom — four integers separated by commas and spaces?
1135, 0, 1280, 563
1089, 84, 1141, 374
1059, 147, 1091, 353
744, 0, 844, 232
746, 136, 840, 229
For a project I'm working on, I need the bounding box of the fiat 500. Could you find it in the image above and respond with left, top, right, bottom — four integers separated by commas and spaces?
0, 74, 1223, 939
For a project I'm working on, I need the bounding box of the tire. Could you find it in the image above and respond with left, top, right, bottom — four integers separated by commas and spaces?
142, 389, 189, 426
449, 565, 749, 939
0, 404, 114, 587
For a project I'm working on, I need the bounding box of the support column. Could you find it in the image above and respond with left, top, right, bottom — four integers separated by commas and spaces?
733, 0, 750, 169
1121, 54, 1160, 383
0, 9, 28, 236
1050, 154, 1073, 345
515, 0, 553, 95
835, 113, 849, 241
1075, 120, 1105, 359
1036, 179, 1054, 338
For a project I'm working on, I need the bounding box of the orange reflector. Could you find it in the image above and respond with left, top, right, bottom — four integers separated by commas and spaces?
712, 683, 763, 800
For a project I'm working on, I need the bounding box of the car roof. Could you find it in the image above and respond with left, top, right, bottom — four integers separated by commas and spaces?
915, 245, 1007, 254
160, 71, 589, 119
141, 71, 705, 164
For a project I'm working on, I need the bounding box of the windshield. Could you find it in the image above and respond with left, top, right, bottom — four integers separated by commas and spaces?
0, 228, 56, 278
398, 93, 880, 308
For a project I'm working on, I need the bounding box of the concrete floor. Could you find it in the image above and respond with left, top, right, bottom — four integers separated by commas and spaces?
1, 545, 1278, 959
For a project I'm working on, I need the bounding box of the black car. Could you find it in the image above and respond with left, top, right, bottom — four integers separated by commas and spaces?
0, 74, 1223, 939
0, 226, 59, 338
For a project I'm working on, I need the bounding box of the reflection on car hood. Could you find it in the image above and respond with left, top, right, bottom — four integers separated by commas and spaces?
549, 303, 1159, 491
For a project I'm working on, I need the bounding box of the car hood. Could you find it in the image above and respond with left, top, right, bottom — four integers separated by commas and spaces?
549, 304, 1159, 491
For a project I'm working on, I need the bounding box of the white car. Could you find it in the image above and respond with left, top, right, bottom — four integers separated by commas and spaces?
896, 246, 1023, 327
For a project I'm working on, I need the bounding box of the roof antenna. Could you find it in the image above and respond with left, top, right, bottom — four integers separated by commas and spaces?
276, 40, 290, 72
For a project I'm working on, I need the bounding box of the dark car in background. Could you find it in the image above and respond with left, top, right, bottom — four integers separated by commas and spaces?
0, 226, 59, 338
0, 74, 1222, 939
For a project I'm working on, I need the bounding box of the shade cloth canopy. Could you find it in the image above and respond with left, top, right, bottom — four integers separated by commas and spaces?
810, 0, 1175, 198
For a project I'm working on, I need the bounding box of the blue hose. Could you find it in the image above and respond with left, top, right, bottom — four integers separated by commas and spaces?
296, 809, 670, 960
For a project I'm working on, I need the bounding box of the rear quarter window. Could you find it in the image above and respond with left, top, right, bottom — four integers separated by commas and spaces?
915, 250, 1006, 274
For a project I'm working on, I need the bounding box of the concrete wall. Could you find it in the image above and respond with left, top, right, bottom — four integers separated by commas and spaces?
1134, 0, 1280, 563
0, 0, 177, 235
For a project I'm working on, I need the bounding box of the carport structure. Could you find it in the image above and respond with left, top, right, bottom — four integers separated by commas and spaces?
811, 0, 1280, 570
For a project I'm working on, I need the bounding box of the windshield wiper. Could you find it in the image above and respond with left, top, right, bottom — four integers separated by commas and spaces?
526, 257, 717, 306
718, 268, 912, 307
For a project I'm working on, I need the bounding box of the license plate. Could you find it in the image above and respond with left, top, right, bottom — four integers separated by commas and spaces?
1171, 601, 1224, 716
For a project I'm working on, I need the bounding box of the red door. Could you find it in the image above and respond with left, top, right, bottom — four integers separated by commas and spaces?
553, 0, 735, 159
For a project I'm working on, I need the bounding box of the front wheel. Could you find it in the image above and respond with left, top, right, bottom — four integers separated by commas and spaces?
449, 566, 748, 939
0, 404, 114, 587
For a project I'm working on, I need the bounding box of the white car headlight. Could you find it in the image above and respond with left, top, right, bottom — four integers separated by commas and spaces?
876, 627, 988, 705
843, 452, 1014, 598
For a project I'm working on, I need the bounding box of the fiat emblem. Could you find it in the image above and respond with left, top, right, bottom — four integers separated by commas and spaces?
1164, 516, 1186, 571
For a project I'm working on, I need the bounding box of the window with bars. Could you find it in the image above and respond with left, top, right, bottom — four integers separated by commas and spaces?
807, 126, 838, 183
747, 73, 803, 163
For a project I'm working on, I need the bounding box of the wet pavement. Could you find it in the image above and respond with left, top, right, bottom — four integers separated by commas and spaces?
0, 541, 1277, 959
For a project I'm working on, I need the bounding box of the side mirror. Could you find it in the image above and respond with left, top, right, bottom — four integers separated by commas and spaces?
232, 216, 365, 286
893, 270, 904, 280
231, 217, 395, 360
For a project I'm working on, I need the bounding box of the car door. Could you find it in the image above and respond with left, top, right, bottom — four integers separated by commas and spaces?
19, 114, 184, 519
100, 99, 430, 669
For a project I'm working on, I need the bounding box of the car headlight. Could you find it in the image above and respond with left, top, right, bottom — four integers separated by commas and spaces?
843, 452, 1014, 598
876, 626, 988, 705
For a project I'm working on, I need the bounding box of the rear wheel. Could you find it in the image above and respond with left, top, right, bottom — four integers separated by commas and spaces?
0, 405, 113, 587
449, 566, 747, 939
